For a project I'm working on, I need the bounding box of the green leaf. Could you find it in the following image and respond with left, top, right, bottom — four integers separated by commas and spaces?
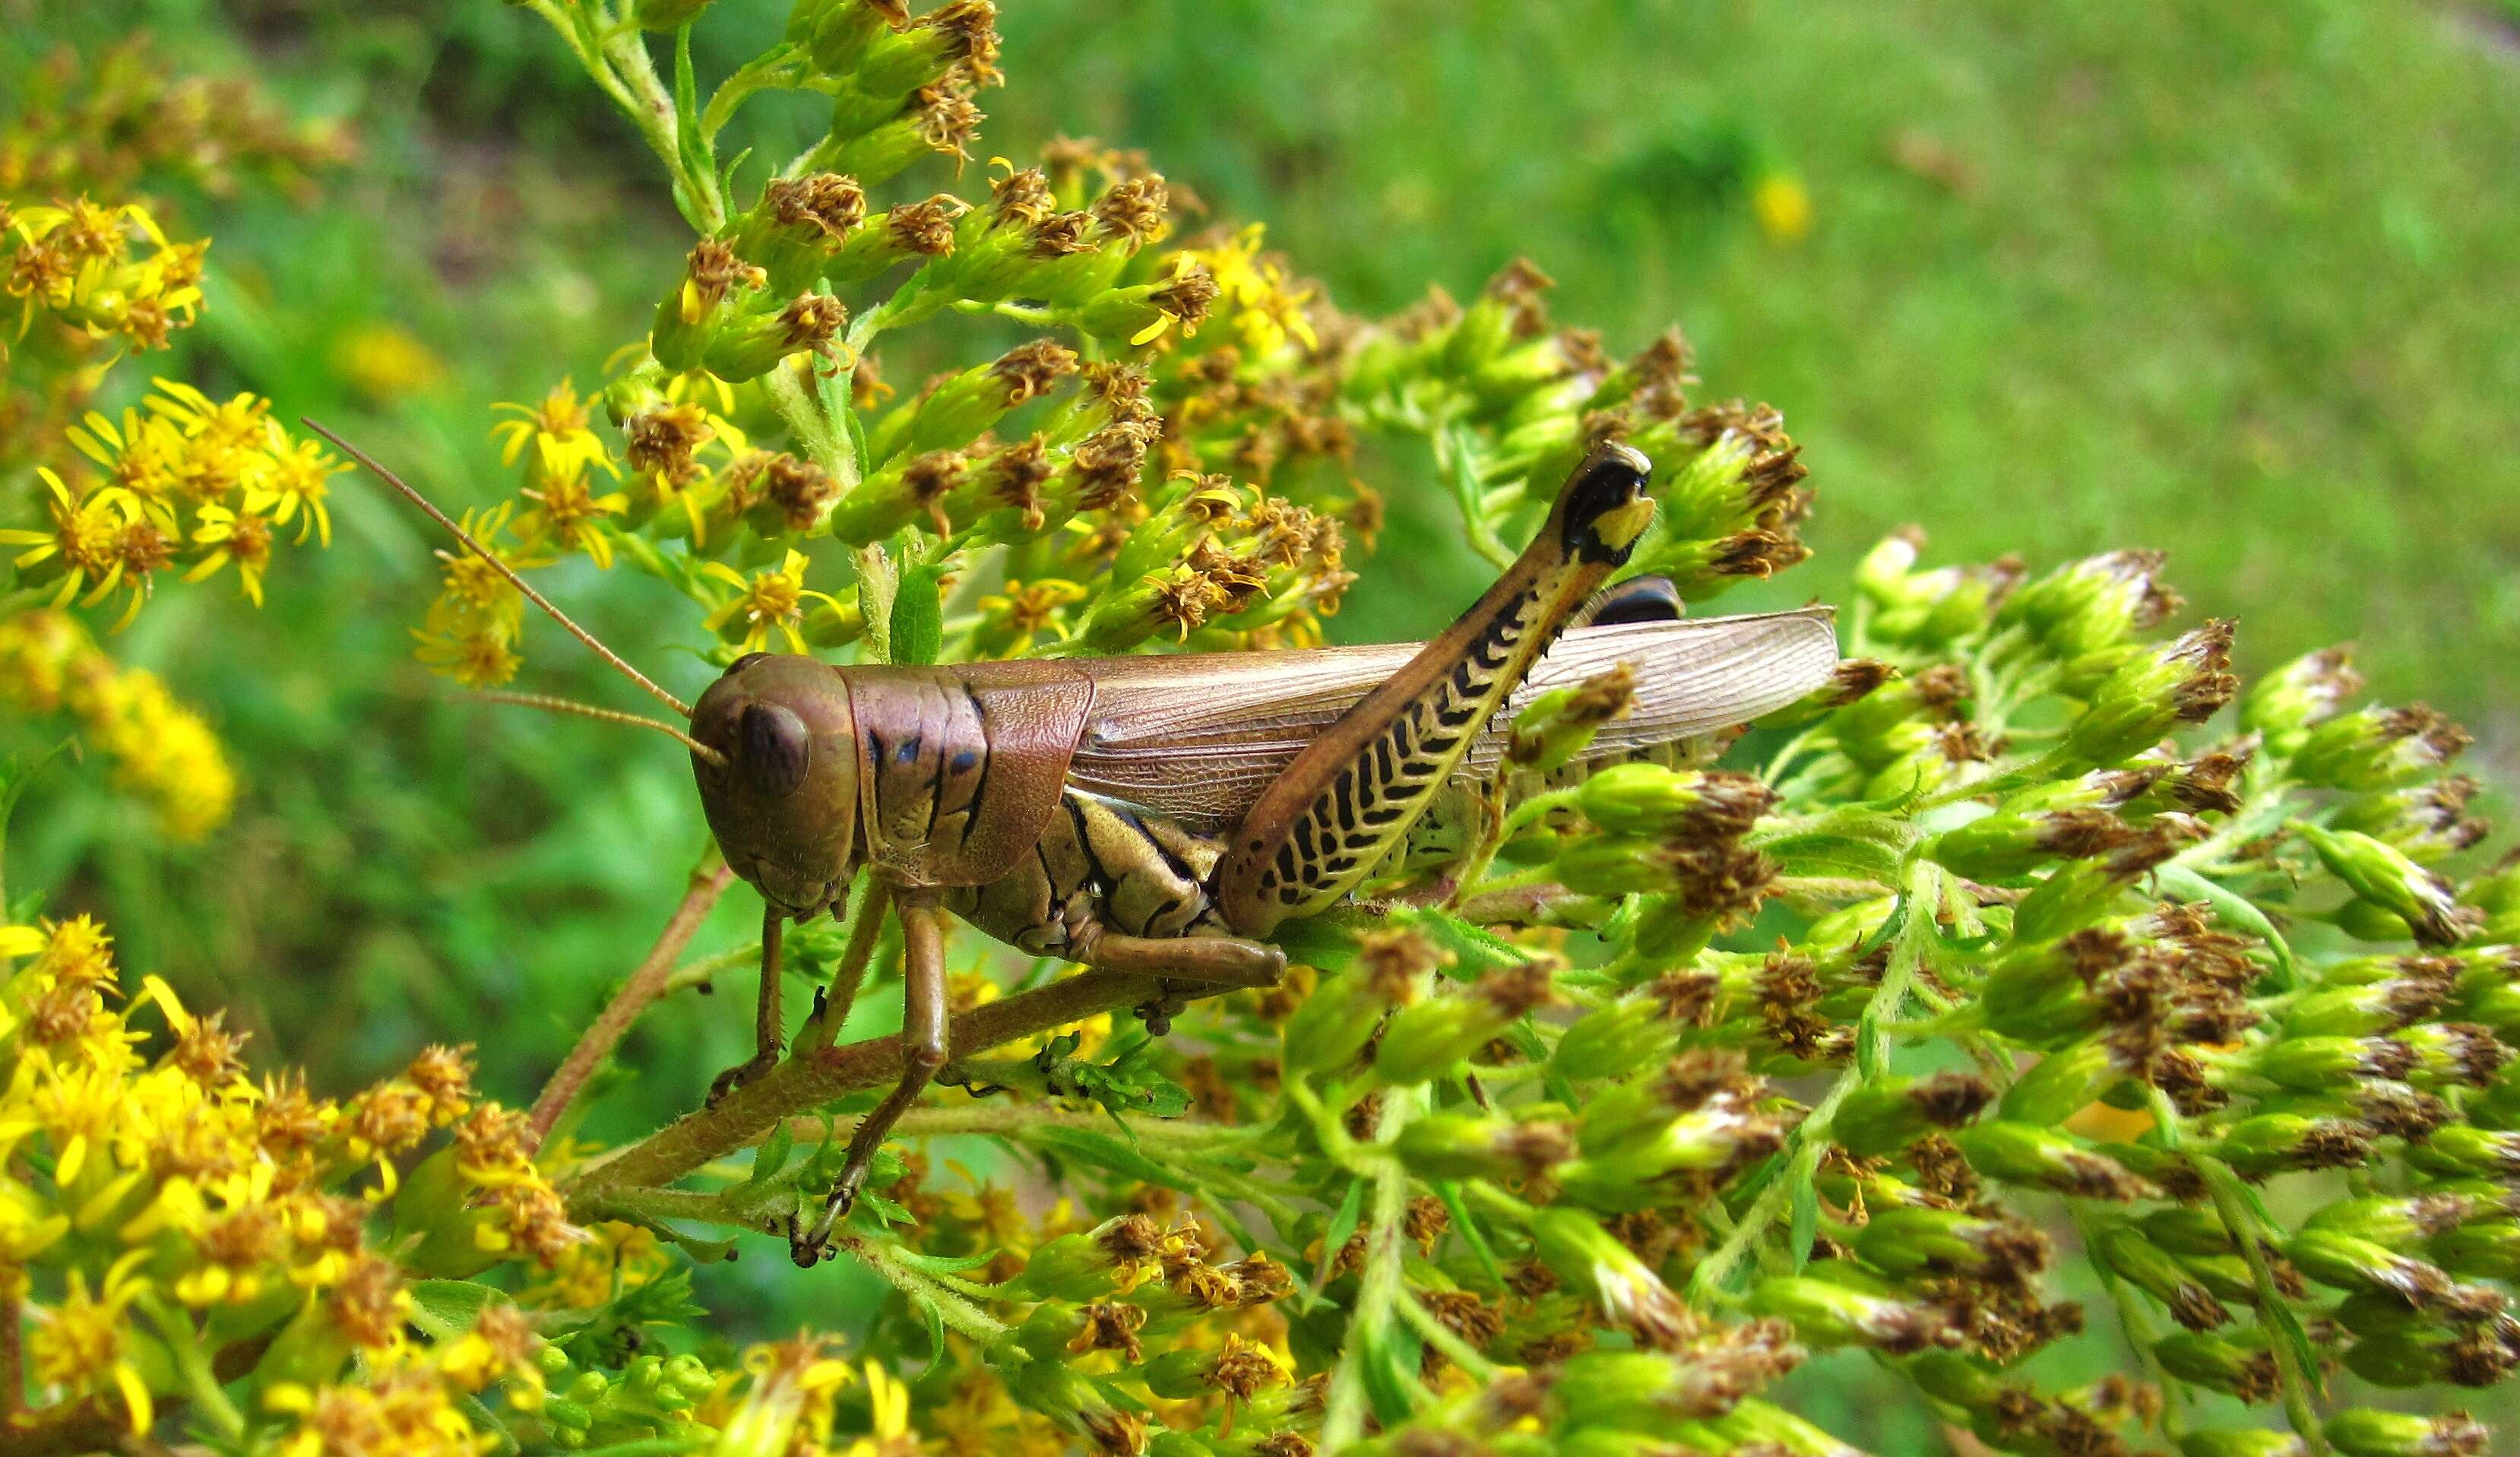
1788, 1155, 1821, 1272
916, 1295, 946, 1360
739, 1123, 796, 1196
1435, 1181, 1506, 1291
1309, 1178, 1368, 1300
407, 1279, 500, 1341
891, 563, 945, 665
1025, 1126, 1179, 1186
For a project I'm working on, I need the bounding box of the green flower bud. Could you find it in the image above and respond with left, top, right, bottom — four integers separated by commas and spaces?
2283, 971, 2454, 1039
2325, 1408, 2491, 1457
699, 293, 847, 385
868, 340, 1075, 464
1926, 806, 2142, 882
843, 1, 998, 99
1508, 667, 1638, 776
2406, 1125, 2520, 1180
2341, 1309, 2520, 1389
1998, 550, 2180, 659
2180, 1431, 2310, 1457
1997, 1037, 2124, 1126
1747, 1275, 1958, 1353
1282, 933, 1438, 1079
2092, 1224, 2230, 1330
1392, 1112, 1572, 1183
2150, 1331, 2278, 1401
1372, 961, 1556, 1086
2140, 1205, 2237, 1258
1948, 1122, 2148, 1200
1008, 1360, 1147, 1457
2332, 778, 2489, 863
1005, 1214, 1162, 1302
1550, 992, 1674, 1081
2064, 620, 2237, 766
2009, 825, 2188, 945
1828, 1071, 1993, 1156
2287, 1228, 2478, 1312
2432, 1220, 2520, 1281
2292, 705, 2470, 793
651, 240, 768, 372
1751, 657, 1896, 730
2465, 860, 2520, 941
2303, 1193, 2474, 1246
1903, 1349, 2014, 1414
1525, 1207, 1695, 1348
787, 0, 907, 73
1574, 764, 1773, 840
2241, 645, 2362, 746
1853, 1207, 2048, 1283
822, 195, 964, 287
2210, 1112, 2373, 1178
2241, 1034, 2416, 1091
1557, 1091, 1788, 1208
2297, 822, 2476, 949
726, 175, 869, 295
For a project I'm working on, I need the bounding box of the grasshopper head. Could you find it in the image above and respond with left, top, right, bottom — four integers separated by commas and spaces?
1553, 442, 1657, 565
689, 652, 860, 917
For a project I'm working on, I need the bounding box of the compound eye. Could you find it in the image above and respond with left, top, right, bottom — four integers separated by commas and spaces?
739, 702, 811, 799
729, 651, 772, 674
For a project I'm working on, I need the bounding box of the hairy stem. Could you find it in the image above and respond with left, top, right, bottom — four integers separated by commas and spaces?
563, 967, 1169, 1207
529, 854, 736, 1151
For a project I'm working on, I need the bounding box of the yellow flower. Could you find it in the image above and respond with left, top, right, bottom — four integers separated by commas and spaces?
1751, 172, 1812, 243
186, 502, 278, 605
493, 380, 615, 481
514, 453, 628, 569
0, 467, 141, 618
25, 1253, 156, 1436
66, 406, 188, 518
245, 432, 343, 546
702, 550, 841, 653
334, 321, 448, 401
1173, 223, 1317, 356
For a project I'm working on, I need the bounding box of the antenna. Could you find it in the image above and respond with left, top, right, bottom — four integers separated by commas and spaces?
303, 418, 695, 720
470, 692, 727, 767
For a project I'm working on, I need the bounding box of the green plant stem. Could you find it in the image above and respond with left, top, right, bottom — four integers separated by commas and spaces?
1690, 862, 1937, 1302
2147, 1088, 2328, 1455
1321, 1091, 1419, 1451
135, 1292, 243, 1441
599, 29, 718, 231
1397, 1291, 1501, 1379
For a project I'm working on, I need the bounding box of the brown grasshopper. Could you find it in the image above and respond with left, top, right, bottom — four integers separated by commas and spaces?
315, 426, 1838, 1253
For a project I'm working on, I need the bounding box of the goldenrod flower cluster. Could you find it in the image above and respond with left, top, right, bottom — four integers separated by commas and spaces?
5, 8, 2515, 1457
0, 610, 233, 839
1, 51, 349, 836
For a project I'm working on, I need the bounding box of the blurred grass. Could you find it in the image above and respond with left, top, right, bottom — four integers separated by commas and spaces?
7, 0, 2520, 1416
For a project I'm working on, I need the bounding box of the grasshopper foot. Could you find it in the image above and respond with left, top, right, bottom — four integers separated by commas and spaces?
789, 1158, 872, 1266
706, 1050, 778, 1107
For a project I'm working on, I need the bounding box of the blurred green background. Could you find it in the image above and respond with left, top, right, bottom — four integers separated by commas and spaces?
5, 0, 2518, 1435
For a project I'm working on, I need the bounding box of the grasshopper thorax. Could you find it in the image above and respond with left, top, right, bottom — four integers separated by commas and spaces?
690, 652, 861, 917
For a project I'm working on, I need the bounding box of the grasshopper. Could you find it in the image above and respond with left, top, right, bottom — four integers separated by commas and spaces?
316, 427, 1838, 1255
